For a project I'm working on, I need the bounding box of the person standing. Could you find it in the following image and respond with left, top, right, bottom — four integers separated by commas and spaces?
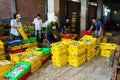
10, 14, 22, 41
89, 17, 103, 38
63, 19, 71, 34
33, 14, 42, 41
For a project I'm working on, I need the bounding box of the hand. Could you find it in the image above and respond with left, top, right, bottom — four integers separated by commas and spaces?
98, 32, 101, 36
88, 30, 90, 32
54, 34, 57, 38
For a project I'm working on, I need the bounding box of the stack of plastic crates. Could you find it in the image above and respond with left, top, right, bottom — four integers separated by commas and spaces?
6, 40, 23, 54
0, 60, 14, 79
34, 48, 51, 65
51, 42, 68, 67
0, 40, 5, 60
100, 43, 117, 58
79, 35, 97, 61
10, 52, 28, 64
68, 42, 87, 67
4, 62, 31, 80
22, 53, 42, 73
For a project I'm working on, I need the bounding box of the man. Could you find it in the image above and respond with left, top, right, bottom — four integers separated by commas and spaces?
89, 17, 103, 38
33, 14, 42, 40
10, 14, 22, 41
63, 19, 71, 34
45, 19, 60, 44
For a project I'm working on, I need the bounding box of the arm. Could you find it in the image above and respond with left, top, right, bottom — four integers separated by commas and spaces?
98, 26, 102, 36
89, 26, 93, 31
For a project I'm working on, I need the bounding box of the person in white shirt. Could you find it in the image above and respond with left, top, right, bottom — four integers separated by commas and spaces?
33, 14, 42, 40
10, 14, 22, 41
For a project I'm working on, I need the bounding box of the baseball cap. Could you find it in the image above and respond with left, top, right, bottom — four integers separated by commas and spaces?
16, 14, 21, 19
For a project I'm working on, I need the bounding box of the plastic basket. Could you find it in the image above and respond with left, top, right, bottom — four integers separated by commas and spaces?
29, 37, 37, 43
30, 42, 38, 47
87, 54, 95, 61
35, 48, 51, 57
6, 40, 22, 46
23, 39, 30, 44
8, 45, 22, 51
69, 59, 86, 67
22, 43, 31, 49
18, 27, 28, 39
4, 62, 31, 80
10, 52, 28, 64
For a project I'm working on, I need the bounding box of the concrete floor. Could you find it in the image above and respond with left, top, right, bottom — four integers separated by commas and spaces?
26, 55, 110, 80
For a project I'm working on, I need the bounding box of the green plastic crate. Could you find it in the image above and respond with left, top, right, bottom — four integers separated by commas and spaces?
23, 39, 30, 43
30, 37, 37, 43
0, 29, 3, 32
28, 30, 35, 33
4, 62, 31, 80
35, 48, 51, 57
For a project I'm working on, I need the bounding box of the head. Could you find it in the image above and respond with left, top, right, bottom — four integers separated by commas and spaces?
36, 14, 41, 20
66, 19, 70, 23
91, 17, 97, 23
16, 14, 21, 22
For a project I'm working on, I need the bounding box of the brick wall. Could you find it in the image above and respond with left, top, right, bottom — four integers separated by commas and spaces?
16, 0, 45, 20
0, 0, 12, 19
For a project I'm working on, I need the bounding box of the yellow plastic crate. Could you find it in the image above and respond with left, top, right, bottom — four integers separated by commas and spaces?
101, 37, 107, 43
68, 53, 86, 61
0, 54, 6, 60
101, 49, 115, 58
8, 45, 22, 50
30, 42, 38, 47
0, 60, 14, 71
22, 54, 42, 65
87, 48, 96, 57
51, 42, 67, 48
18, 27, 28, 39
51, 48, 67, 55
31, 61, 42, 73
22, 43, 31, 48
0, 40, 4, 46
87, 54, 95, 61
96, 38, 101, 44
10, 52, 28, 64
100, 43, 117, 50
25, 47, 38, 54
105, 32, 112, 37
52, 60, 67, 67
69, 59, 86, 67
95, 47, 100, 56
52, 53, 68, 58
69, 42, 86, 51
68, 49, 86, 56
61, 40, 77, 46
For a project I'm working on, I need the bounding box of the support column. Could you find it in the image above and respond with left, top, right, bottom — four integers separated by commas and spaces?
10, 0, 16, 18
97, 0, 103, 20
80, 0, 89, 31
47, 0, 60, 25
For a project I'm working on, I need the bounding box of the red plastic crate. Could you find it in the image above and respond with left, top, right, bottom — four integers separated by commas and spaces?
19, 71, 31, 80
62, 34, 74, 39
8, 48, 24, 54
81, 30, 92, 37
42, 54, 51, 65
2, 78, 8, 80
